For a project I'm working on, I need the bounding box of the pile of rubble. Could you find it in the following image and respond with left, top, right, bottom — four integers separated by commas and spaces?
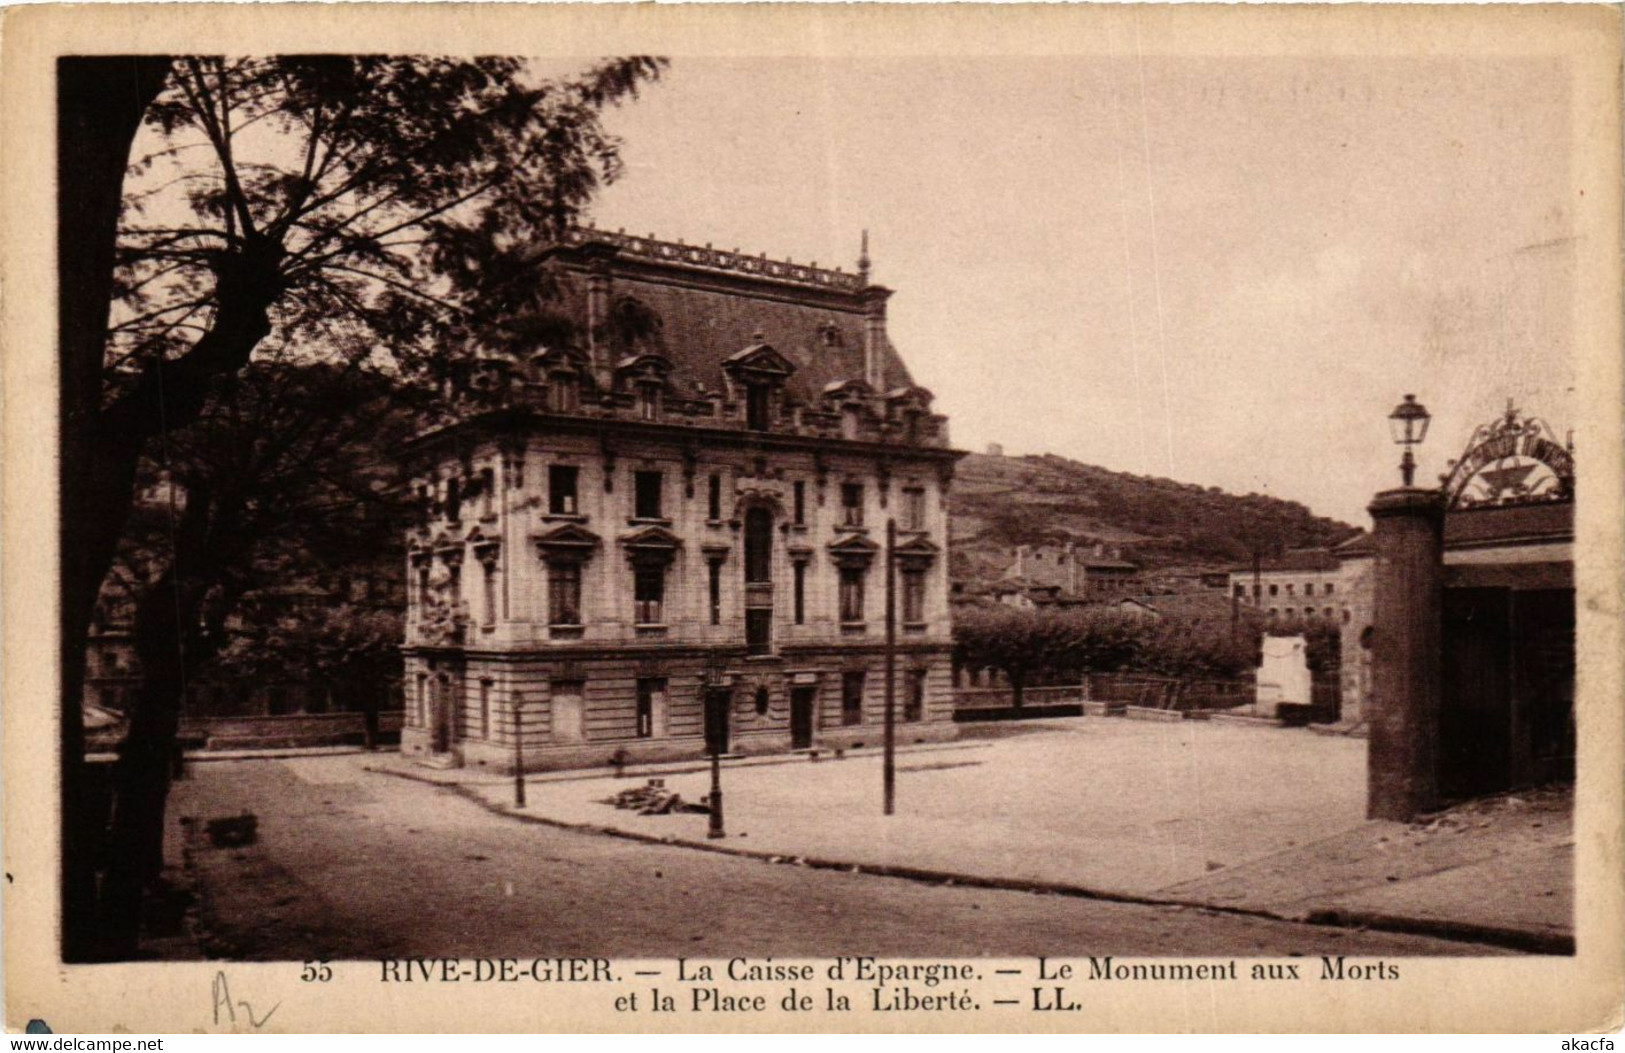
602, 778, 708, 816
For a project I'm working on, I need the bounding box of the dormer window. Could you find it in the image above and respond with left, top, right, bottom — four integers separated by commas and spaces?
841, 404, 861, 440
549, 371, 579, 413
637, 382, 661, 421
724, 338, 795, 434
746, 383, 772, 431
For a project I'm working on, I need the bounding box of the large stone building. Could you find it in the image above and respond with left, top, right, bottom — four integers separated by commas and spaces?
1227, 548, 1353, 628
400, 228, 963, 770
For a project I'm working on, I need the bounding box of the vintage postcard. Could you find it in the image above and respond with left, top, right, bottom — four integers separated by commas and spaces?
3, 2, 1621, 1035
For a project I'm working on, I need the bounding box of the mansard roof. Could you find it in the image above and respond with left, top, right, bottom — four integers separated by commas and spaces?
537, 229, 915, 405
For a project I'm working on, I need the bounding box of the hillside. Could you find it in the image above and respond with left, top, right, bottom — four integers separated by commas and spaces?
949, 452, 1359, 581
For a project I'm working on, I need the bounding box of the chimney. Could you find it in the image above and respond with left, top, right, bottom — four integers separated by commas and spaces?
1067, 543, 1079, 595
580, 242, 618, 390
858, 230, 892, 390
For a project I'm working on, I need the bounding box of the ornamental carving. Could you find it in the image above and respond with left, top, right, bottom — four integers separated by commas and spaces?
1442, 401, 1574, 509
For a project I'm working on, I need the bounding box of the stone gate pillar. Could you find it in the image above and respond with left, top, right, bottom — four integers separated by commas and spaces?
1366, 487, 1445, 821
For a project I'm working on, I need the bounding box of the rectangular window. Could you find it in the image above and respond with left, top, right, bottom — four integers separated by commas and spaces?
479, 679, 492, 739
841, 483, 864, 527
634, 566, 665, 624
904, 669, 925, 723
793, 563, 806, 625
841, 671, 865, 726
746, 609, 773, 656
792, 481, 805, 525
448, 563, 462, 604
482, 561, 497, 626
902, 568, 926, 624
634, 471, 663, 520
480, 467, 495, 518
548, 563, 582, 625
636, 677, 666, 738
416, 565, 430, 612
445, 478, 462, 522
903, 487, 926, 531
1325, 582, 1335, 595
708, 474, 722, 521
415, 674, 428, 727
637, 385, 659, 421
709, 561, 722, 625
839, 567, 865, 623
548, 465, 579, 516
746, 384, 771, 431
1304, 582, 1315, 597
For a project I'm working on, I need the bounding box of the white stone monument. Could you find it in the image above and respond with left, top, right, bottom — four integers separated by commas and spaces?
1256, 635, 1312, 717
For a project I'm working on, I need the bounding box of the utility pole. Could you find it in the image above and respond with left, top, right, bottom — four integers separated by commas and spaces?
884, 517, 897, 817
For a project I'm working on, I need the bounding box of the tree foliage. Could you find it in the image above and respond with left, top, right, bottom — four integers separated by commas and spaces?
955, 604, 1272, 696
110, 56, 666, 394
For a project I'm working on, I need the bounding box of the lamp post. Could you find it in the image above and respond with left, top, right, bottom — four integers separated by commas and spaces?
706, 683, 726, 839
1387, 394, 1433, 487
513, 697, 527, 808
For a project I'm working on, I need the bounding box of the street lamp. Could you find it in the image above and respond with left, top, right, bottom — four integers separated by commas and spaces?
1387, 394, 1432, 487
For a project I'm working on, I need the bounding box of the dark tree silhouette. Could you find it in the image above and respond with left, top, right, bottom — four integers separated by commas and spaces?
59, 54, 665, 958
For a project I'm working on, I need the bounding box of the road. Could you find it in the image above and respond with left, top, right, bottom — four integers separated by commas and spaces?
169, 755, 1506, 960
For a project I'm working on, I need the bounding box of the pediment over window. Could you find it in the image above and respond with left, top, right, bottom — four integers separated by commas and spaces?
620, 524, 683, 567
533, 522, 602, 564
614, 352, 675, 385
530, 345, 591, 373
885, 385, 935, 412
822, 378, 874, 403
894, 535, 941, 568
724, 340, 797, 380
827, 532, 881, 570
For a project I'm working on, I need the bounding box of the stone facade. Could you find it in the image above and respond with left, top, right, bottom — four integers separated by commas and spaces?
400, 228, 963, 771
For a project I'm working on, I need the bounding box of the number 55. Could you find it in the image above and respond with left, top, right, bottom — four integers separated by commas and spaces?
301, 960, 332, 982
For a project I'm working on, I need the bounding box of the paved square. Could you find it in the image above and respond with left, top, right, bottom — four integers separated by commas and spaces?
495, 718, 1370, 896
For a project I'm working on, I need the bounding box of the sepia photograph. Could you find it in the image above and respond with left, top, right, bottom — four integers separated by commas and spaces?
4, 1, 1622, 1034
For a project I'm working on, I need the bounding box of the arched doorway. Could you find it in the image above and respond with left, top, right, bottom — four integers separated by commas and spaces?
743, 506, 774, 654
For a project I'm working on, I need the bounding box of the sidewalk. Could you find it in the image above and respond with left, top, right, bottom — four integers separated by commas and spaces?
372, 718, 1573, 953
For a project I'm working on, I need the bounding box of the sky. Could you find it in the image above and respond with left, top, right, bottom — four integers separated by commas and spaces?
578, 44, 1578, 526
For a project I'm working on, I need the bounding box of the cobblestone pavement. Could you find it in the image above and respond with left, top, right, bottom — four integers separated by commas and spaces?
168, 754, 1508, 960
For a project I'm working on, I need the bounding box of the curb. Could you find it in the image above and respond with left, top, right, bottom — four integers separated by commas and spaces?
371, 738, 993, 789
370, 766, 1563, 955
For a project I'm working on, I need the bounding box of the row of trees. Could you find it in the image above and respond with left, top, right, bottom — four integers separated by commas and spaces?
61, 54, 666, 960
953, 606, 1342, 705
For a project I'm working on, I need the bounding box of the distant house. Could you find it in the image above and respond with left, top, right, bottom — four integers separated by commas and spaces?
1114, 597, 1160, 620
989, 578, 1091, 610
1003, 542, 1142, 598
